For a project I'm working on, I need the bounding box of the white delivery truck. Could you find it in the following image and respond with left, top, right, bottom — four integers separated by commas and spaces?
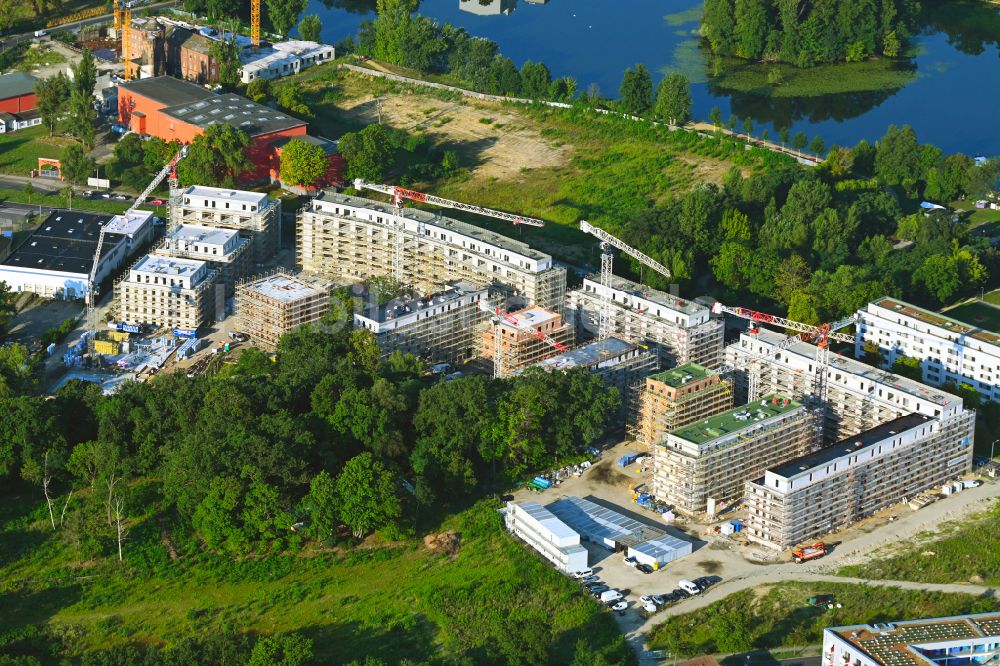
600, 589, 623, 604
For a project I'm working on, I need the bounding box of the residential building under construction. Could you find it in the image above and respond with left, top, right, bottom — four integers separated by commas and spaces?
566, 276, 723, 368
481, 306, 574, 377
531, 336, 658, 422
635, 363, 733, 448
153, 224, 251, 296
725, 329, 965, 443
235, 271, 331, 351
653, 394, 819, 516
353, 281, 493, 366
296, 191, 567, 312
117, 254, 219, 332
744, 409, 975, 550
172, 185, 281, 263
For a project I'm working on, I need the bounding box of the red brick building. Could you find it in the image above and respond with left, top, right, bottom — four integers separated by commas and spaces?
177, 33, 220, 84
0, 72, 39, 114
117, 76, 341, 185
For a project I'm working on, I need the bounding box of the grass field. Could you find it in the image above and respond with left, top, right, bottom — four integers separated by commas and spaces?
941, 301, 1000, 332
293, 65, 777, 267
0, 483, 632, 664
839, 501, 1000, 585
647, 582, 1000, 657
0, 188, 131, 215
16, 46, 67, 73
0, 126, 78, 177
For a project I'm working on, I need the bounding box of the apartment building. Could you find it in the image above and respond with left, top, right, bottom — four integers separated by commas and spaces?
118, 255, 218, 331
153, 224, 250, 296
636, 363, 733, 448
503, 501, 588, 574
823, 612, 1000, 666
532, 336, 659, 422
856, 296, 1000, 403
236, 271, 331, 352
726, 329, 964, 443
566, 276, 723, 368
481, 305, 575, 377
353, 281, 493, 366
173, 186, 281, 262
296, 191, 567, 312
654, 395, 819, 516
745, 410, 975, 550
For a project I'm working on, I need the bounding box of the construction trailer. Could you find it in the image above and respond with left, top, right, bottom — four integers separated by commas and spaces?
744, 410, 975, 551
172, 186, 282, 263
653, 395, 820, 516
480, 305, 574, 377
634, 362, 734, 449
116, 254, 219, 332
503, 501, 589, 574
725, 328, 965, 443
566, 276, 723, 369
354, 281, 495, 366
235, 270, 331, 352
530, 336, 658, 423
296, 191, 567, 313
152, 224, 251, 297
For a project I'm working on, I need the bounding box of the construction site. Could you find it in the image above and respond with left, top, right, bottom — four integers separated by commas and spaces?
479, 305, 576, 377
634, 363, 733, 448
236, 270, 332, 352
172, 186, 282, 263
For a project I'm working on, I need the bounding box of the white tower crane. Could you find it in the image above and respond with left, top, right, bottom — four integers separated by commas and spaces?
353, 180, 546, 282
479, 301, 567, 379
579, 220, 672, 341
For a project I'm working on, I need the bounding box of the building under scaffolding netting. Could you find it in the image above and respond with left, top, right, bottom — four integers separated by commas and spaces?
634, 362, 733, 448
480, 305, 575, 377
236, 270, 331, 352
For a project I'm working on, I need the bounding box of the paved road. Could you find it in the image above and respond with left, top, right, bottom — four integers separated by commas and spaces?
1, 0, 180, 49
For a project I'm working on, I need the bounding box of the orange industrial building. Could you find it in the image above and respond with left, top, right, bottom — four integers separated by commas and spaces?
117, 76, 343, 186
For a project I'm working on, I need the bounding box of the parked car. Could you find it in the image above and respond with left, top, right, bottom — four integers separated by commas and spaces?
651, 594, 666, 606
34, 30, 47, 37
673, 587, 691, 599
571, 568, 594, 579
643, 602, 657, 613
637, 564, 654, 574
678, 579, 701, 595
101, 192, 113, 199
589, 585, 609, 596
111, 124, 127, 134
83, 190, 95, 198
693, 576, 721, 591
113, 194, 130, 201
640, 595, 656, 606
599, 590, 621, 603
149, 198, 165, 205
580, 575, 599, 583
623, 556, 638, 568
610, 601, 628, 612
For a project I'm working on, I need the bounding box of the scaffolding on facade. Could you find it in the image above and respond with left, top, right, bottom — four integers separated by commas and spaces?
479, 307, 575, 378
235, 269, 332, 352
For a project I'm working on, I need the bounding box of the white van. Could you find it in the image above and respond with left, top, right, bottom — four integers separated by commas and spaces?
600, 589, 623, 604
34, 30, 47, 38
678, 579, 701, 595
571, 568, 594, 579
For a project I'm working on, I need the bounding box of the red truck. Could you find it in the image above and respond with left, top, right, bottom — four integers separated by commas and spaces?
793, 542, 827, 563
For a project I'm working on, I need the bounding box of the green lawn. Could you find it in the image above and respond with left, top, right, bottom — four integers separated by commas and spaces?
0, 188, 132, 215
839, 502, 1000, 586
941, 301, 1000, 332
647, 582, 999, 657
9, 0, 107, 34
0, 126, 78, 177
0, 484, 632, 664
16, 46, 67, 73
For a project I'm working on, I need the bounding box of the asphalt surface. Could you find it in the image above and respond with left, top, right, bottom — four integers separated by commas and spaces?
1, 0, 180, 50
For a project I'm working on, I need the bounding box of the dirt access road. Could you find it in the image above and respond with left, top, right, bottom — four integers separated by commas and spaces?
514, 440, 1000, 662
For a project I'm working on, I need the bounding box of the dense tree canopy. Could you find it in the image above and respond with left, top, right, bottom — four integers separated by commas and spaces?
176, 124, 251, 188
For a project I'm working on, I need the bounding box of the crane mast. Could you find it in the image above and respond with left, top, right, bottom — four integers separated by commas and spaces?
251, 0, 261, 47
579, 220, 672, 341
479, 302, 568, 379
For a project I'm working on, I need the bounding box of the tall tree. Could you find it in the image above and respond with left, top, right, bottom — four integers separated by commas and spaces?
735, 0, 770, 59
176, 124, 251, 188
209, 35, 242, 89
371, 0, 418, 64
337, 123, 396, 181
298, 13, 322, 42
619, 63, 653, 116
335, 452, 402, 538
64, 88, 97, 148
653, 72, 692, 126
874, 124, 920, 185
35, 72, 71, 135
60, 144, 96, 185
71, 49, 97, 98
279, 138, 328, 188
520, 60, 551, 99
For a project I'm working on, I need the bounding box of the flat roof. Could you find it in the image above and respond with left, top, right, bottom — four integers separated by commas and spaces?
650, 362, 713, 388
752, 328, 958, 408
500, 305, 558, 331
830, 612, 1000, 666
517, 501, 579, 543
874, 296, 1000, 347
169, 224, 238, 245
245, 273, 327, 302
670, 394, 801, 446
534, 336, 635, 371
630, 532, 691, 560
0, 72, 39, 100
360, 281, 482, 323
120, 75, 215, 106
182, 185, 269, 205
162, 93, 306, 136
102, 209, 153, 237
1, 210, 123, 275
132, 254, 205, 277
546, 496, 666, 548
590, 275, 707, 317
768, 413, 931, 479
314, 191, 551, 261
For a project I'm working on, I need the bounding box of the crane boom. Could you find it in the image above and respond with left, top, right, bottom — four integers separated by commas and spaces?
479, 302, 568, 377
579, 221, 672, 282
353, 179, 546, 227
129, 146, 187, 214
712, 304, 854, 344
